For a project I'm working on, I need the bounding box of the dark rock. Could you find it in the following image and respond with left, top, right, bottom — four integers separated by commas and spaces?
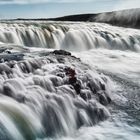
56, 73, 65, 78
65, 67, 81, 94
73, 81, 81, 94
65, 67, 76, 77
99, 81, 106, 91
80, 90, 92, 101
97, 91, 111, 106
57, 57, 65, 63
0, 48, 7, 53
52, 50, 71, 56
16, 94, 25, 103
3, 84, 15, 98
6, 51, 12, 54
0, 53, 24, 63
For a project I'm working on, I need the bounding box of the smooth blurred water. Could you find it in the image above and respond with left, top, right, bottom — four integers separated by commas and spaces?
74, 49, 140, 140
0, 21, 140, 140
0, 21, 140, 51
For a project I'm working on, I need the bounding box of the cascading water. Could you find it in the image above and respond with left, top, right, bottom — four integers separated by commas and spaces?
0, 21, 140, 51
0, 21, 140, 140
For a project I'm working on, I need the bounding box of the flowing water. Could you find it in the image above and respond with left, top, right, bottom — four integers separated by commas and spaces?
0, 21, 140, 140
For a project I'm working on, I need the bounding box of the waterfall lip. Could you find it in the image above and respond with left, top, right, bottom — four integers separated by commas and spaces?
0, 21, 140, 52
0, 43, 30, 53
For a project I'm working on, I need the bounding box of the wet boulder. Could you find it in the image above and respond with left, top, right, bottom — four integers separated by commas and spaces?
52, 50, 71, 56
0, 53, 24, 63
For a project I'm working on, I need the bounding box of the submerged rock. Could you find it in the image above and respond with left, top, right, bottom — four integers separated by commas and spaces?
0, 53, 24, 63
0, 47, 7, 53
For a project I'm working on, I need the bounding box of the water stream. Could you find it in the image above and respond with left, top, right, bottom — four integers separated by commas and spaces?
0, 21, 140, 140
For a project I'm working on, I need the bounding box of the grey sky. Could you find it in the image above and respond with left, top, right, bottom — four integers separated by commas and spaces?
0, 0, 139, 19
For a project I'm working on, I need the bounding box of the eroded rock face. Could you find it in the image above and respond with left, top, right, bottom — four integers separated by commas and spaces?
0, 50, 112, 138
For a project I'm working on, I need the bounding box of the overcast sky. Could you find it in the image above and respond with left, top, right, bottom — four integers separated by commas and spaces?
0, 0, 140, 19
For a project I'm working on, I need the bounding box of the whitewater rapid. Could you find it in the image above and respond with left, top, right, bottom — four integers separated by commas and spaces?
0, 21, 140, 51
0, 21, 140, 140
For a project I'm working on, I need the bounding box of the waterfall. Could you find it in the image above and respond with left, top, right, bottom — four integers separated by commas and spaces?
0, 21, 140, 52
0, 51, 112, 139
0, 21, 140, 140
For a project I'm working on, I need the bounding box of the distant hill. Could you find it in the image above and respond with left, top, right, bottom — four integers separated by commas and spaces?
47, 8, 140, 29
16, 8, 140, 29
